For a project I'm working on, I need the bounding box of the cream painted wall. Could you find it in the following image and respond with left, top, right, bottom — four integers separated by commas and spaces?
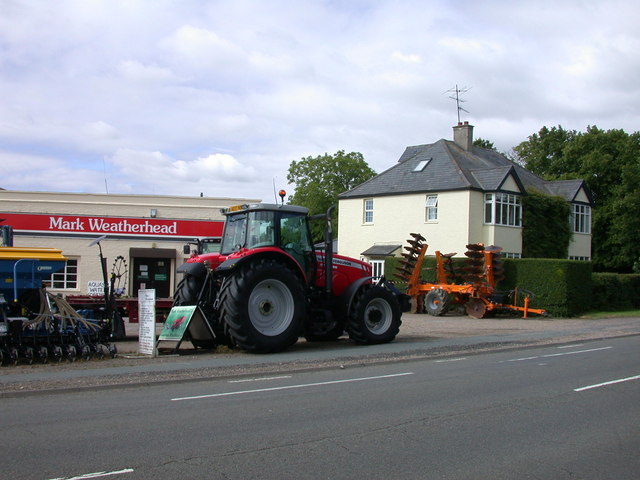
501, 175, 520, 192
339, 190, 526, 261
575, 188, 590, 203
569, 233, 592, 258
339, 190, 477, 259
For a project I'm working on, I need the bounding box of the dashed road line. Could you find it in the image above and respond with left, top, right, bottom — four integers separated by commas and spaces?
48, 468, 134, 480
171, 372, 414, 401
574, 374, 640, 392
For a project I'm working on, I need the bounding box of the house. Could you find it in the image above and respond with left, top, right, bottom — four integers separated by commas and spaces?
337, 122, 593, 278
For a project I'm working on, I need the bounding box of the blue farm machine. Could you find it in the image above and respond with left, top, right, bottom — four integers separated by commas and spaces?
0, 224, 115, 365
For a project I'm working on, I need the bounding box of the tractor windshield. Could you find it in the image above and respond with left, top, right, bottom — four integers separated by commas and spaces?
220, 211, 276, 254
220, 213, 247, 254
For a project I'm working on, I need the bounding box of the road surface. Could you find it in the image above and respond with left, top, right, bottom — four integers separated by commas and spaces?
1, 336, 639, 479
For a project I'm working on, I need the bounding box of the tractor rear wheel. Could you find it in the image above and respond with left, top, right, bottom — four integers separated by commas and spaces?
219, 259, 305, 353
425, 289, 450, 316
347, 285, 401, 345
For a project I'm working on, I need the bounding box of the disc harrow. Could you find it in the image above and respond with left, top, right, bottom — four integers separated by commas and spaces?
398, 234, 546, 319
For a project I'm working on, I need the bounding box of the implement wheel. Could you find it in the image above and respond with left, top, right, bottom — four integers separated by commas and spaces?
465, 297, 488, 319
219, 259, 305, 353
347, 285, 401, 345
425, 289, 450, 316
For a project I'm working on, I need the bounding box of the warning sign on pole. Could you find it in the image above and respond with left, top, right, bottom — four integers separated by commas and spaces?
138, 289, 156, 356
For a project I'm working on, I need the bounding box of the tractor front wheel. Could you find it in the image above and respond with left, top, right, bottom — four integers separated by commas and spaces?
219, 259, 305, 353
347, 285, 401, 345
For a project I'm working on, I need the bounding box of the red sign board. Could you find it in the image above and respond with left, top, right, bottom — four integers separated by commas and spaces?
0, 213, 223, 239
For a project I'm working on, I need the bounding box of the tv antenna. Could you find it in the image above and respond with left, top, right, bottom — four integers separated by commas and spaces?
445, 85, 471, 123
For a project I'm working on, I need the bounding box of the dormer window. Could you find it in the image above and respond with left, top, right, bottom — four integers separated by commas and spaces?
413, 158, 431, 172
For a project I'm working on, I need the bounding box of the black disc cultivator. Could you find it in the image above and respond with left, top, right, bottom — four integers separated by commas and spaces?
0, 290, 116, 366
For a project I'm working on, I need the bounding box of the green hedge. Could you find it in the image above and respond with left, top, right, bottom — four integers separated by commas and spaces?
500, 258, 592, 317
590, 273, 640, 310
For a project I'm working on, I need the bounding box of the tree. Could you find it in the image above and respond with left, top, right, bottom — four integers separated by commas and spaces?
473, 138, 496, 150
514, 125, 640, 272
287, 150, 376, 241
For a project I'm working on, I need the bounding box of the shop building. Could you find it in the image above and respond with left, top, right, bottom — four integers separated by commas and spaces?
0, 190, 258, 299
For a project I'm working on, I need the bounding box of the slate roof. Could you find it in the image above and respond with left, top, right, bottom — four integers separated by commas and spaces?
339, 138, 592, 204
360, 244, 402, 256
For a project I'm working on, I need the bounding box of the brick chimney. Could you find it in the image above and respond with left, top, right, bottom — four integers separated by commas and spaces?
453, 121, 474, 151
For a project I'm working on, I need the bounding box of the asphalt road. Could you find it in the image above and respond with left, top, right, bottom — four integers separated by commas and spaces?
1, 335, 639, 479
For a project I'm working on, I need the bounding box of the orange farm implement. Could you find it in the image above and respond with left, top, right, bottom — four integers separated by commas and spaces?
395, 233, 546, 319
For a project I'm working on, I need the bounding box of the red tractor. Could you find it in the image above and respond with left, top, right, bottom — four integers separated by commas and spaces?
174, 200, 409, 353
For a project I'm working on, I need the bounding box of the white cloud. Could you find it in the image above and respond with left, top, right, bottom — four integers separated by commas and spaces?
0, 0, 639, 201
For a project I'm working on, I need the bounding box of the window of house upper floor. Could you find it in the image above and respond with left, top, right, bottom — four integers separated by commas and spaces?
572, 204, 591, 234
484, 193, 522, 227
363, 198, 374, 224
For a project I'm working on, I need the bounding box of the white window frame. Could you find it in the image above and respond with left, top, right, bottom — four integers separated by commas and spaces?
51, 258, 79, 290
484, 193, 521, 227
502, 252, 521, 259
363, 198, 374, 224
425, 195, 438, 221
572, 204, 591, 234
569, 255, 591, 261
370, 259, 385, 280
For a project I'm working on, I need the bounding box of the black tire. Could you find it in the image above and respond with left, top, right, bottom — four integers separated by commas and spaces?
304, 312, 345, 342
219, 259, 305, 353
424, 289, 451, 316
173, 275, 202, 306
347, 285, 401, 345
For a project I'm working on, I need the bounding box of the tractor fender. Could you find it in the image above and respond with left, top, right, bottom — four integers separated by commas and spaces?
337, 277, 411, 318
336, 276, 373, 320
176, 261, 208, 279
215, 250, 307, 284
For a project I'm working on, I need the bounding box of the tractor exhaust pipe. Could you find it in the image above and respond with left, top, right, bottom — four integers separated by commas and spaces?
324, 206, 335, 295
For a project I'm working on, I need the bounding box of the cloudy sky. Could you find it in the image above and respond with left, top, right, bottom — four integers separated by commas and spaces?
1, 0, 639, 203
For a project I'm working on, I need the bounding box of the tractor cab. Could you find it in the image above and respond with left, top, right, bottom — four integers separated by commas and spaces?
220, 203, 316, 283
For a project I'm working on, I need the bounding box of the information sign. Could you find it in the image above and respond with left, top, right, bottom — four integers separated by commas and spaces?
138, 289, 156, 356
156, 305, 215, 353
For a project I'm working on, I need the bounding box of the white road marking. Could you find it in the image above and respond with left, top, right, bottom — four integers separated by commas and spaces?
228, 375, 292, 383
171, 372, 414, 401
48, 468, 134, 480
574, 374, 640, 392
505, 346, 612, 363
542, 346, 612, 358
435, 357, 467, 363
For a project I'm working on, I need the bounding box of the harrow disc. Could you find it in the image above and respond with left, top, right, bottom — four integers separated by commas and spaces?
465, 298, 488, 319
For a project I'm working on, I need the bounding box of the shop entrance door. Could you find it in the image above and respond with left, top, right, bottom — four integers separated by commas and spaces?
132, 257, 171, 298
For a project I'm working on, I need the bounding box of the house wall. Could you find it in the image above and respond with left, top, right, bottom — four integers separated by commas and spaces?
482, 225, 523, 255
340, 187, 531, 261
338, 190, 477, 260
569, 233, 591, 259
